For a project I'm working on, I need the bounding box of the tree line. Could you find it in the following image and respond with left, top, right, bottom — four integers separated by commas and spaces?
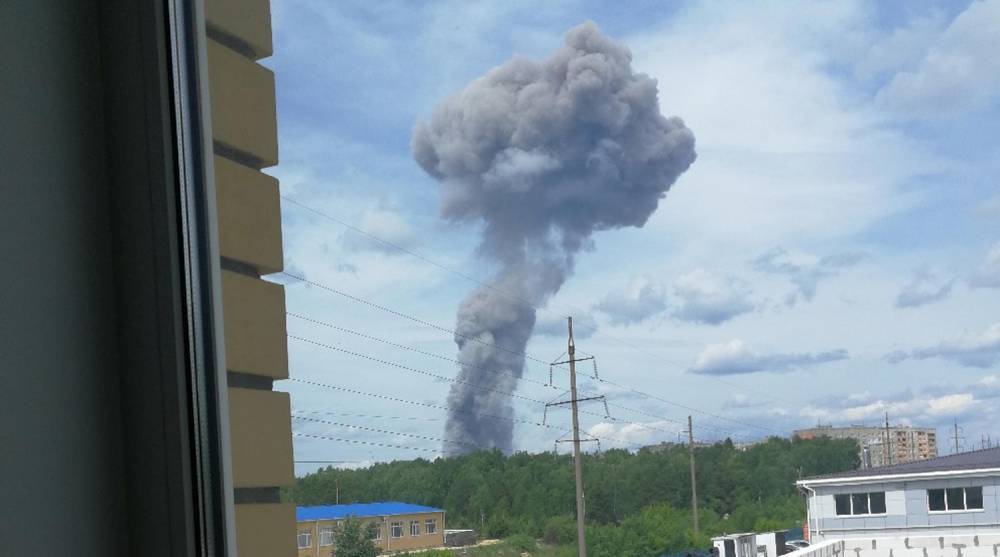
287, 436, 858, 554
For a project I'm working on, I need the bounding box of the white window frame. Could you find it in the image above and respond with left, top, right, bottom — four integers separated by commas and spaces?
319, 525, 335, 547
834, 491, 887, 516
928, 486, 985, 513
369, 522, 382, 540
390, 521, 403, 539
425, 519, 437, 534
410, 520, 421, 536
297, 530, 312, 549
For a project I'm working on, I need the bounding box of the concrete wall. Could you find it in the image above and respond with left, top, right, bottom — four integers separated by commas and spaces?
809, 475, 1000, 541
296, 512, 446, 555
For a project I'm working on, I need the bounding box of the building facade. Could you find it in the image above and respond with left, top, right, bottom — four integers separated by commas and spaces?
795, 425, 938, 468
297, 503, 446, 555
797, 447, 1000, 542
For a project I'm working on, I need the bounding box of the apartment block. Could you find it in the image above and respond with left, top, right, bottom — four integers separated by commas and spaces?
796, 425, 938, 468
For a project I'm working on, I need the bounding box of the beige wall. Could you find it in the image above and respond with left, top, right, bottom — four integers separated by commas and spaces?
296, 512, 446, 556
204, 0, 295, 556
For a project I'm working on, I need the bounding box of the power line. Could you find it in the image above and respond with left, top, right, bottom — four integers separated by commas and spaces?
294, 432, 442, 455
283, 271, 775, 435
287, 334, 716, 441
285, 376, 645, 450
282, 195, 796, 412
292, 410, 442, 422
292, 415, 478, 449
288, 311, 555, 390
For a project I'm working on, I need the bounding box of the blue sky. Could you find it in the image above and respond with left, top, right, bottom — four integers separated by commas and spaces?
262, 0, 1000, 473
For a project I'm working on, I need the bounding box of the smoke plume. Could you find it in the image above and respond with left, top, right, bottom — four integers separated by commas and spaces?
412, 21, 697, 455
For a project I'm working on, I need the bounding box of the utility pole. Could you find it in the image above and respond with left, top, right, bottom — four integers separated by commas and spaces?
568, 318, 588, 557
545, 317, 607, 557
688, 415, 699, 537
952, 420, 963, 454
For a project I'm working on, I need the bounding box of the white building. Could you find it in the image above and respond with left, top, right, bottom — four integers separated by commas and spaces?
796, 446, 1000, 542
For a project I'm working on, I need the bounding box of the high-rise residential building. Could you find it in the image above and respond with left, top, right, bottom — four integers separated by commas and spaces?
795, 425, 938, 468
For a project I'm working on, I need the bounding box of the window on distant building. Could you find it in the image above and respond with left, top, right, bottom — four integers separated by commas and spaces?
929, 487, 983, 511
410, 520, 421, 536
834, 492, 886, 516
369, 523, 382, 540
391, 522, 403, 538
425, 519, 437, 534
319, 526, 335, 546
298, 530, 312, 549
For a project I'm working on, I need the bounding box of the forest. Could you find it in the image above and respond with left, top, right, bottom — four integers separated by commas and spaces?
287, 436, 859, 556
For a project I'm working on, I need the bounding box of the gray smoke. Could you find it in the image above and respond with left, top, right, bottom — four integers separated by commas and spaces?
412, 21, 697, 455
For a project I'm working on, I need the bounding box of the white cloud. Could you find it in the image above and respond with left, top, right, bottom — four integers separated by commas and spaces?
853, 10, 949, 82
887, 322, 1000, 368
594, 276, 667, 326
969, 242, 1000, 289
895, 269, 953, 308
752, 247, 865, 304
340, 207, 415, 253
691, 339, 848, 376
875, 0, 1000, 117
670, 269, 755, 325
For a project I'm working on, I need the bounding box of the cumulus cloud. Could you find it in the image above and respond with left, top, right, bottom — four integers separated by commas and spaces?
887, 323, 1000, 368
340, 207, 414, 253
534, 312, 597, 339
875, 0, 1000, 117
690, 339, 848, 376
969, 242, 1000, 289
670, 269, 755, 325
587, 420, 680, 447
594, 276, 668, 326
752, 247, 865, 304
895, 269, 954, 308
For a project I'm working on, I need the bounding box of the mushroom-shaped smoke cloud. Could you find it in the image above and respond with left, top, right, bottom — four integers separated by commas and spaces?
412, 21, 697, 455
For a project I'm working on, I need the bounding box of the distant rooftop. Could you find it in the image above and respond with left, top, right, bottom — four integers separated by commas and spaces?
800, 446, 1000, 483
297, 502, 444, 522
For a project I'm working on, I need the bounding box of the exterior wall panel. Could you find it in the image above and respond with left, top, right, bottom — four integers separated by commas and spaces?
229, 388, 294, 487
207, 40, 278, 168
216, 155, 283, 274
221, 270, 288, 379
237, 504, 297, 557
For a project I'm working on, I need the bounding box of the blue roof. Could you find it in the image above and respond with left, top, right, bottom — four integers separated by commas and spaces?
297, 502, 444, 522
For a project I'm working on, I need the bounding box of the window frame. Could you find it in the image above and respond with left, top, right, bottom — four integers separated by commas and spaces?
833, 491, 888, 516
410, 520, 421, 536
369, 522, 383, 540
425, 519, 437, 534
319, 525, 335, 546
928, 486, 985, 513
390, 521, 404, 539
298, 530, 313, 549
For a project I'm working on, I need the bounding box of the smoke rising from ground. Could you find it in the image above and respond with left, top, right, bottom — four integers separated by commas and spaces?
412, 21, 697, 455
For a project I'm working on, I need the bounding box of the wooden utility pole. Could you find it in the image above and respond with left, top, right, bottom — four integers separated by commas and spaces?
688, 415, 699, 536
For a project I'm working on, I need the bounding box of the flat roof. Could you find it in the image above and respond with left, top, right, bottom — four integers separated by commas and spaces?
297, 502, 444, 522
799, 446, 1000, 484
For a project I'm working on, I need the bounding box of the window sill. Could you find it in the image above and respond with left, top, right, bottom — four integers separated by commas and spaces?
928, 509, 985, 514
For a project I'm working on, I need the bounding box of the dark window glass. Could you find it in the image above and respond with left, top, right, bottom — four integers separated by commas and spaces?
852, 493, 869, 515
835, 494, 851, 516
966, 487, 983, 510
946, 488, 965, 510
928, 489, 946, 511
869, 492, 886, 514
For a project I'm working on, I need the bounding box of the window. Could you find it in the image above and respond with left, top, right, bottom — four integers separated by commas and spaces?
869, 492, 886, 514
410, 520, 421, 536
298, 530, 312, 549
369, 522, 382, 540
834, 492, 886, 516
929, 487, 984, 511
319, 526, 335, 546
391, 522, 403, 539
425, 519, 437, 534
